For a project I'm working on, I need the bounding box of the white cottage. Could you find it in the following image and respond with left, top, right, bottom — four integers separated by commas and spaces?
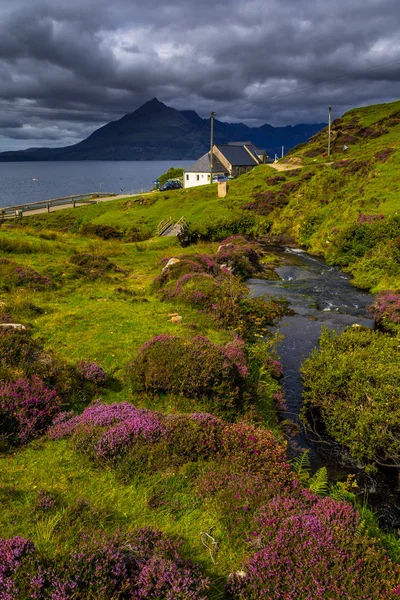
184, 152, 227, 189
184, 142, 266, 189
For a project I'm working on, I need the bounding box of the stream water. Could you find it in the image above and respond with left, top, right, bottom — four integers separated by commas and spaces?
247, 247, 399, 528
248, 246, 374, 430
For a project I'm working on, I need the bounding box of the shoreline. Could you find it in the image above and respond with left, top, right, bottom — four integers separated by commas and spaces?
0, 191, 151, 220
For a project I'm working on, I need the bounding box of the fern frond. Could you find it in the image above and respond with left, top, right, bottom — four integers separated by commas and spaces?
291, 450, 311, 484
309, 466, 329, 496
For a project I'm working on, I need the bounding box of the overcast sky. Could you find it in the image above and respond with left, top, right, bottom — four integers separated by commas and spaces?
0, 0, 399, 150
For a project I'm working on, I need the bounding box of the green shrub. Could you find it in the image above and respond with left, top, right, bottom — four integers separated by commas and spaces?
157, 166, 184, 186
129, 335, 249, 416
301, 327, 400, 468
332, 215, 400, 267
69, 253, 124, 280
80, 223, 123, 240
0, 258, 54, 291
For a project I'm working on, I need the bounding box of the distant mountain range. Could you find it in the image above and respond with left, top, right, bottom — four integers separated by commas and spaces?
0, 98, 325, 161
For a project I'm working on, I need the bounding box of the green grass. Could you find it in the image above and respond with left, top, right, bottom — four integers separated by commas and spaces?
0, 439, 252, 597
1, 97, 399, 597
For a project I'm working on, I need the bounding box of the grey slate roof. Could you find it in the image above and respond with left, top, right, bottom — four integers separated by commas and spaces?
184, 151, 226, 173
227, 141, 266, 160
214, 144, 259, 166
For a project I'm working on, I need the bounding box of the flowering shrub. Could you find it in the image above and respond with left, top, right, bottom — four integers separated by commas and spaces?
263, 356, 283, 379
358, 212, 384, 223
0, 258, 54, 291
34, 489, 58, 512
301, 327, 400, 468
266, 175, 286, 185
0, 529, 210, 599
0, 329, 98, 413
129, 335, 250, 414
245, 189, 289, 215
0, 376, 61, 446
226, 491, 400, 598
152, 258, 212, 290
196, 423, 294, 535
215, 236, 263, 278
272, 390, 287, 411
367, 290, 400, 333
49, 401, 142, 440
69, 253, 123, 280
95, 411, 167, 464
0, 329, 41, 374
76, 360, 108, 384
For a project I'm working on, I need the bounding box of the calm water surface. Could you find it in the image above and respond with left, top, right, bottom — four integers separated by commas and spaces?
0, 161, 192, 207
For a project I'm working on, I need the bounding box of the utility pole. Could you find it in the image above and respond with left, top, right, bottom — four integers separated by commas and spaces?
210, 111, 216, 184
328, 105, 332, 157
281, 146, 284, 159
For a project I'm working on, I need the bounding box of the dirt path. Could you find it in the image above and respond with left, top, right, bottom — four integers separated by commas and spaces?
268, 162, 303, 171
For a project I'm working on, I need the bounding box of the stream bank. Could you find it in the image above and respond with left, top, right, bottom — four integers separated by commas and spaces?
248, 246, 399, 529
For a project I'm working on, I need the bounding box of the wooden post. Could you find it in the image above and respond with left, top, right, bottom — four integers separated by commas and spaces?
328, 105, 332, 157
47, 204, 50, 213
218, 181, 227, 198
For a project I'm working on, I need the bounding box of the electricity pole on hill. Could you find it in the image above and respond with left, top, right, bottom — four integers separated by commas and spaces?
328, 105, 332, 156
210, 111, 216, 184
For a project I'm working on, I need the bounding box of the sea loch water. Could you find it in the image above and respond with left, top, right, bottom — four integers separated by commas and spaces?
0, 160, 193, 208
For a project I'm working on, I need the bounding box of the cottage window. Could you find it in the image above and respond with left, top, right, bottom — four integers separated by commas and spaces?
197, 175, 200, 181
186, 174, 189, 181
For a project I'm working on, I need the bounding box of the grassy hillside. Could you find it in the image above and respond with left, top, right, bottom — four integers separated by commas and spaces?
17, 99, 400, 291
1, 99, 399, 599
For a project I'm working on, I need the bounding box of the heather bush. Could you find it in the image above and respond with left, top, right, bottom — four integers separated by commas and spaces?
0, 329, 41, 376
161, 272, 221, 311
266, 175, 286, 185
152, 258, 206, 290
263, 356, 283, 379
80, 222, 124, 240
0, 329, 97, 411
48, 401, 292, 539
226, 491, 400, 599
0, 258, 54, 291
234, 294, 290, 338
76, 360, 108, 385
367, 290, 400, 333
301, 327, 400, 468
69, 253, 124, 280
0, 529, 210, 599
49, 401, 141, 440
196, 422, 293, 535
94, 410, 167, 465
0, 376, 61, 447
214, 236, 263, 278
129, 335, 249, 415
245, 189, 289, 215
34, 489, 58, 513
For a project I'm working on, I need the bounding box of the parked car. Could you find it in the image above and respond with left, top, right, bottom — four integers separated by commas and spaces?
159, 180, 182, 191
211, 175, 230, 183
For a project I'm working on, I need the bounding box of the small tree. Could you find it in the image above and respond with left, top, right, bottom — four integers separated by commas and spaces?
157, 167, 184, 186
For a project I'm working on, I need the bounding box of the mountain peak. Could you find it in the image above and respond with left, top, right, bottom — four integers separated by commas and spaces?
133, 97, 169, 116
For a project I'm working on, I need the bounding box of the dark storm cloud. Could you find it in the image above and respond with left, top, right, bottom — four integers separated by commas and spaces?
0, 0, 399, 150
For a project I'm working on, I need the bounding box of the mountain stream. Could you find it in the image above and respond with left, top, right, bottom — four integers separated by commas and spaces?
247, 247, 399, 528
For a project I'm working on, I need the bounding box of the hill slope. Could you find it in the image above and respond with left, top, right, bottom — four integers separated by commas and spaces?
15, 99, 400, 290
0, 98, 324, 161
